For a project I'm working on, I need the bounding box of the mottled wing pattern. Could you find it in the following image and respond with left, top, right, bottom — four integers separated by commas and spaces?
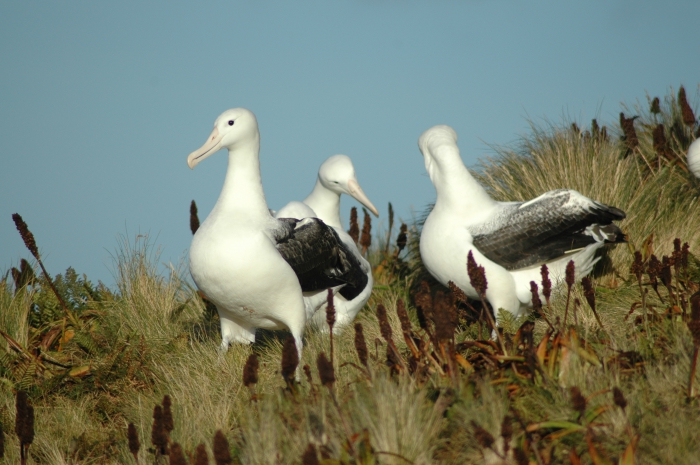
472, 189, 625, 270
274, 217, 367, 294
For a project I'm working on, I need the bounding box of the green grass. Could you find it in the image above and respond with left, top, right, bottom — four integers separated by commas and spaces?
1, 85, 700, 464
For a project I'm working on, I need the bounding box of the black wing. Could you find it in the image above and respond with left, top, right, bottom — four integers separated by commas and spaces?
472, 189, 626, 270
274, 217, 368, 297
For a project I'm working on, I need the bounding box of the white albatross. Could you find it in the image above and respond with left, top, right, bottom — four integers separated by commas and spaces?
187, 108, 366, 358
688, 138, 700, 179
275, 155, 379, 332
418, 125, 626, 321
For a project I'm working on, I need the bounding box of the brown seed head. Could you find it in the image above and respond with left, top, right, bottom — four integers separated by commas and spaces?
396, 299, 412, 334
571, 122, 580, 134
151, 405, 167, 454
303, 364, 313, 384
448, 280, 468, 305
689, 292, 700, 347
565, 260, 575, 288
127, 422, 140, 458
213, 430, 232, 465
376, 303, 393, 343
15, 390, 34, 447
471, 421, 495, 449
325, 289, 336, 331
631, 251, 644, 282
650, 96, 661, 114
679, 85, 696, 127
581, 277, 596, 313
612, 387, 628, 410
354, 323, 368, 367
433, 290, 456, 343
243, 353, 259, 387
190, 200, 200, 235
591, 119, 600, 138
415, 281, 434, 330
360, 208, 372, 254
529, 281, 542, 313
15, 390, 28, 439
194, 443, 209, 465
652, 124, 670, 159
660, 256, 672, 290
281, 336, 299, 383
162, 395, 174, 433
647, 254, 661, 290
302, 443, 320, 465
169, 443, 188, 465
12, 213, 40, 260
681, 242, 690, 271
396, 223, 408, 253
21, 404, 34, 447
316, 352, 336, 388
569, 386, 587, 415
467, 251, 488, 297
672, 239, 683, 274
348, 207, 359, 244
12, 259, 36, 291
619, 112, 639, 152
388, 202, 394, 230
540, 264, 552, 302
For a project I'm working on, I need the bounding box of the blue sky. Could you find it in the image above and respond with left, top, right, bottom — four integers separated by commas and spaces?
2, 1, 699, 287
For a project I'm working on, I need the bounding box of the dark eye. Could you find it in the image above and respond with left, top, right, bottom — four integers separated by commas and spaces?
228, 120, 234, 126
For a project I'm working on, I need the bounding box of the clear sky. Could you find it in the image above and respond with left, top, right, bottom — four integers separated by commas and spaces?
2, 1, 699, 287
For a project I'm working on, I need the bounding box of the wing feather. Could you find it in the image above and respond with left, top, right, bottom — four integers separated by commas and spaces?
274, 218, 367, 295
472, 189, 625, 270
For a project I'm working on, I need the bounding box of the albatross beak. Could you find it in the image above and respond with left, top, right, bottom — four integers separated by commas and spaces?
187, 127, 222, 169
347, 178, 379, 217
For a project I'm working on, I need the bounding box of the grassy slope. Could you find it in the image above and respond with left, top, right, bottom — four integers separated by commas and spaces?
1, 86, 700, 464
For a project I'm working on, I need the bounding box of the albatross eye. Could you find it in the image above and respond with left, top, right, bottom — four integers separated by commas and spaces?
228, 120, 234, 126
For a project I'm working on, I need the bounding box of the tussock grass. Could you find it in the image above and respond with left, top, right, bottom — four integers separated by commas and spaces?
2, 86, 700, 464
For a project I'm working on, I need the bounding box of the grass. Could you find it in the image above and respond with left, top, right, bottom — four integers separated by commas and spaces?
1, 85, 700, 464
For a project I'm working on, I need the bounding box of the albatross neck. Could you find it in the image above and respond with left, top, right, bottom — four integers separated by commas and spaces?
212, 138, 271, 218
431, 155, 496, 214
303, 179, 342, 229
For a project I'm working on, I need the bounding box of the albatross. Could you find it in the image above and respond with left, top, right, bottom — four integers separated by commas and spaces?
418, 125, 626, 321
275, 155, 379, 332
187, 108, 365, 358
688, 138, 700, 179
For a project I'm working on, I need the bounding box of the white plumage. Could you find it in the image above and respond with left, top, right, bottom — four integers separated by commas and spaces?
688, 138, 700, 179
418, 125, 626, 320
187, 108, 364, 359
276, 155, 379, 332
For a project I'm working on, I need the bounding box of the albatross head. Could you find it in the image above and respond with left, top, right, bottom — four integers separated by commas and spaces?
187, 108, 259, 169
318, 155, 379, 216
418, 125, 459, 175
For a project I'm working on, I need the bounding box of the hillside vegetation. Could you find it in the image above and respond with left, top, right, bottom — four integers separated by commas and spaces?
1, 86, 700, 464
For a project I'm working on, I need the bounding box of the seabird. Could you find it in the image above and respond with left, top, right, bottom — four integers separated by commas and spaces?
418, 125, 626, 321
187, 108, 365, 358
275, 155, 379, 332
688, 138, 700, 179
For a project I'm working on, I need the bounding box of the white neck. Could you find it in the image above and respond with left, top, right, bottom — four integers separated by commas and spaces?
210, 136, 271, 219
429, 153, 495, 214
303, 179, 342, 229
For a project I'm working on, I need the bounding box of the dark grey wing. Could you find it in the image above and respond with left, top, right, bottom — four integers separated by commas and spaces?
472, 189, 626, 270
274, 217, 367, 294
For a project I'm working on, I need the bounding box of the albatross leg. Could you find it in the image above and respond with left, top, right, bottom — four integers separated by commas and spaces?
218, 311, 256, 351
